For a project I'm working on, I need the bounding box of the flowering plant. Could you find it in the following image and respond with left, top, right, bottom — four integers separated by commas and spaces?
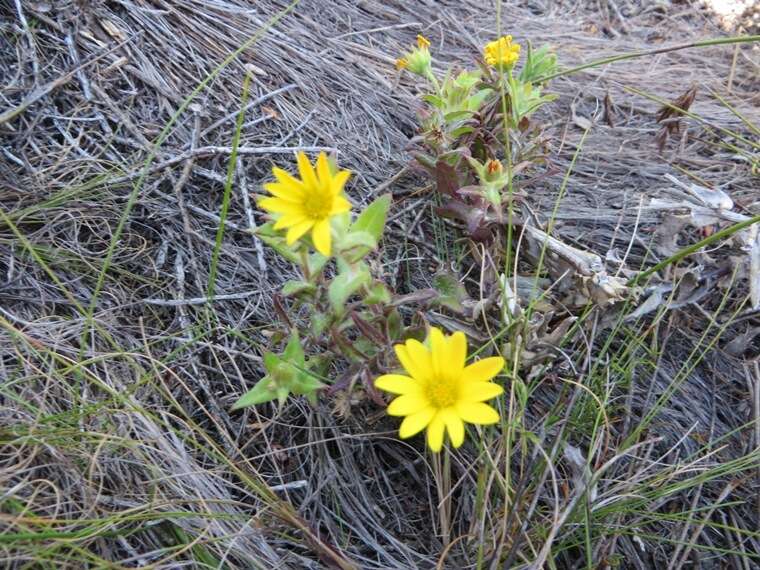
398, 34, 558, 238
232, 146, 510, 453
232, 33, 563, 455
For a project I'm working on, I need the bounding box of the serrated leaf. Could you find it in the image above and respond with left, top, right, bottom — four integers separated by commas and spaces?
352, 195, 391, 242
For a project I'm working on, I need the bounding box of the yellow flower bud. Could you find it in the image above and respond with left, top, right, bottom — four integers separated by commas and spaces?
484, 35, 521, 71
417, 34, 431, 50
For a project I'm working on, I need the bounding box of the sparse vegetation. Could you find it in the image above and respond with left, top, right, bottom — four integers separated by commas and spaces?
1, 1, 758, 569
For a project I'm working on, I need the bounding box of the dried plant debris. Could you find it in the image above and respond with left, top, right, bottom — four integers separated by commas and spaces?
0, 0, 758, 568
521, 222, 629, 308
654, 84, 698, 151
647, 173, 759, 309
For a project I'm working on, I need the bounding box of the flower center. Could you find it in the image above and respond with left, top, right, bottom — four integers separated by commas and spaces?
426, 378, 458, 409
302, 191, 332, 220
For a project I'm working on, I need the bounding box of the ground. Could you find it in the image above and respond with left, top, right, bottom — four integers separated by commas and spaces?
1, 1, 759, 569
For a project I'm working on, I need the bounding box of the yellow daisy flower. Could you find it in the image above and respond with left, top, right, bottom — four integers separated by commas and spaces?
375, 327, 505, 452
484, 35, 521, 70
259, 152, 351, 257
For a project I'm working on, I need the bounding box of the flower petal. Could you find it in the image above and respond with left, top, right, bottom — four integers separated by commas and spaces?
463, 357, 505, 383
330, 170, 351, 195
454, 401, 500, 425
311, 220, 332, 256
387, 393, 428, 416
330, 195, 351, 214
297, 152, 318, 190
440, 408, 465, 448
272, 166, 307, 193
448, 331, 467, 372
258, 197, 303, 215
263, 182, 302, 201
286, 220, 314, 245
461, 382, 504, 402
375, 374, 421, 395
426, 412, 445, 452
273, 213, 307, 230
316, 152, 331, 191
399, 407, 435, 439
402, 339, 433, 382
429, 327, 447, 379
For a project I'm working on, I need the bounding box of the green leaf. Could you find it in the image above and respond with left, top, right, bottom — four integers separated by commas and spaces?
338, 230, 378, 261
467, 88, 492, 111
291, 374, 324, 395
310, 313, 330, 337
328, 261, 371, 313
518, 43, 558, 84
432, 270, 469, 313
307, 252, 329, 276
263, 352, 280, 373
454, 70, 481, 89
364, 281, 391, 304
281, 280, 316, 297
450, 126, 475, 138
443, 110, 474, 122
255, 222, 300, 263
233, 332, 321, 410
332, 211, 351, 234
386, 308, 404, 341
353, 338, 376, 358
231, 377, 279, 409
282, 330, 305, 367
352, 194, 391, 242
423, 94, 445, 109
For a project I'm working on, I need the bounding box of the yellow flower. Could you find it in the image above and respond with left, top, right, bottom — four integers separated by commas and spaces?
259, 152, 351, 256
375, 327, 505, 452
395, 57, 408, 70
484, 35, 521, 70
417, 34, 431, 50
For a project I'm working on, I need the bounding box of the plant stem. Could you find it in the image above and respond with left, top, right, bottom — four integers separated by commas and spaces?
628, 215, 760, 287
537, 35, 760, 83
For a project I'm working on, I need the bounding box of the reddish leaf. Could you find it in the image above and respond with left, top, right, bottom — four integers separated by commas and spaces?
435, 160, 459, 196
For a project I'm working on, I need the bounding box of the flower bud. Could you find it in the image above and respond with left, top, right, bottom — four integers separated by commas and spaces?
484, 35, 521, 72
396, 35, 433, 78
485, 159, 503, 180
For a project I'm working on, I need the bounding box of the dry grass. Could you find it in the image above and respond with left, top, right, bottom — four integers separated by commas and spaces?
1, 1, 759, 568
